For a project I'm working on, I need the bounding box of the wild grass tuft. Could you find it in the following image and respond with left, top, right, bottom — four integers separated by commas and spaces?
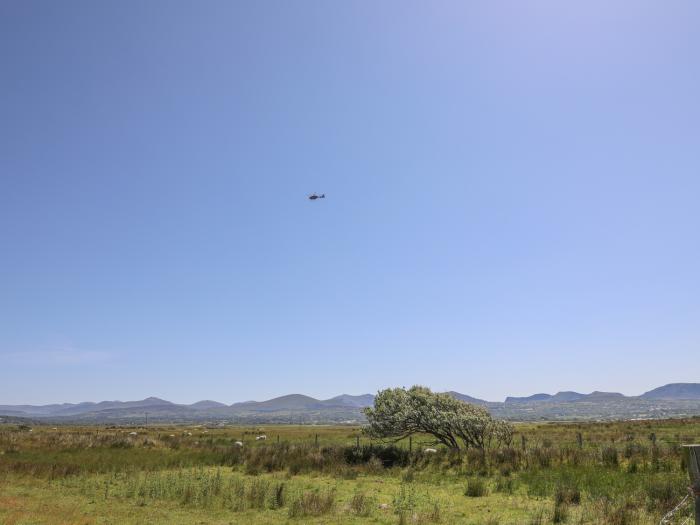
288, 489, 336, 518
465, 478, 488, 497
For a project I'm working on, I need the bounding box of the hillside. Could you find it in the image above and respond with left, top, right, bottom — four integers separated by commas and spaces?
190, 400, 229, 410
445, 392, 493, 406
2, 383, 699, 424
323, 394, 375, 408
641, 383, 700, 400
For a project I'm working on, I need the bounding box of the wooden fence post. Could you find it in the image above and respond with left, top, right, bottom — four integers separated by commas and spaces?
577, 432, 583, 449
683, 445, 700, 525
315, 434, 318, 447
409, 436, 412, 453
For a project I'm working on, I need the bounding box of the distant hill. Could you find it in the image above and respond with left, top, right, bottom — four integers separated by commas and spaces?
0, 403, 79, 416
323, 394, 375, 408
577, 391, 626, 402
49, 397, 175, 416
2, 383, 699, 424
641, 383, 700, 400
231, 394, 326, 412
0, 408, 31, 416
506, 391, 625, 404
550, 391, 586, 402
190, 400, 228, 410
446, 392, 492, 405
505, 393, 552, 403
0, 397, 175, 417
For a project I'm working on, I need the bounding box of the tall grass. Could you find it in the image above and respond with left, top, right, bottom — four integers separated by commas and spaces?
2, 418, 698, 523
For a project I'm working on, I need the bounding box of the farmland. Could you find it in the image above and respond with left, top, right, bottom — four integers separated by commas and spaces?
1, 419, 698, 524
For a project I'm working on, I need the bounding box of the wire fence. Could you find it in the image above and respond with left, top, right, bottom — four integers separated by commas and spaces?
659, 489, 695, 525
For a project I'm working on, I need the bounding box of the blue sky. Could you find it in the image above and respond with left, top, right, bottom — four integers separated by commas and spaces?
1, 1, 698, 404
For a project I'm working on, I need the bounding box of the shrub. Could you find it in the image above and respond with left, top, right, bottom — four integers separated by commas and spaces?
364, 386, 514, 451
342, 444, 410, 468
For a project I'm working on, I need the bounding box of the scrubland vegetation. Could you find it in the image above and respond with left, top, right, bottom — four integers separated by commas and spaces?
0, 418, 698, 524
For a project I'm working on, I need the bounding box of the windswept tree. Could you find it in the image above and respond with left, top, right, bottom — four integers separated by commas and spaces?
363, 386, 514, 451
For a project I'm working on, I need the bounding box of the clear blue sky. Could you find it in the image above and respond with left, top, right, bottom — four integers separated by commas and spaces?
1, 1, 698, 405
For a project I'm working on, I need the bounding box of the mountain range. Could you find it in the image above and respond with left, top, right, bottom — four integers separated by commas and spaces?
1, 383, 699, 424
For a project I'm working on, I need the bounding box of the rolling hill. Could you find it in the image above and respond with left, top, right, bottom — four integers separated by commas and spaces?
2, 383, 699, 424
641, 383, 700, 400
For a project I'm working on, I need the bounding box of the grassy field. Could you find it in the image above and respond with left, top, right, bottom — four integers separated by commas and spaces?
1, 419, 698, 524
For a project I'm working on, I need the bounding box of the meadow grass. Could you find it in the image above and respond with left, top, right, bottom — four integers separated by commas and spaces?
0, 418, 698, 524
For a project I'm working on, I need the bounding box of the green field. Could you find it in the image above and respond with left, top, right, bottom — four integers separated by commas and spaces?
1, 419, 698, 524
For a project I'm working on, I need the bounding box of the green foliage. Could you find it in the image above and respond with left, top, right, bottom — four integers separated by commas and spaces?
364, 386, 515, 451
343, 443, 411, 467
1, 418, 698, 524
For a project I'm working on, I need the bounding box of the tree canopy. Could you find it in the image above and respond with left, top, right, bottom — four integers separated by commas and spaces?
363, 386, 513, 451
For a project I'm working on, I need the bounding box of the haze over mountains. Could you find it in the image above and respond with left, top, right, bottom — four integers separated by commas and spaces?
1, 384, 699, 424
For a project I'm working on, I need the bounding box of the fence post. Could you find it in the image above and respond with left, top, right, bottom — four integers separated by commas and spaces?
577, 432, 583, 449
315, 434, 318, 447
409, 436, 412, 453
683, 445, 700, 525
521, 434, 526, 451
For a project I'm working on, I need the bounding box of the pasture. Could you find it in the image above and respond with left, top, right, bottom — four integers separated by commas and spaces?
1, 419, 698, 524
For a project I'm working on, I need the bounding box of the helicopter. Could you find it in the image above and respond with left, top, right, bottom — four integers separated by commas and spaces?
308, 193, 325, 200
